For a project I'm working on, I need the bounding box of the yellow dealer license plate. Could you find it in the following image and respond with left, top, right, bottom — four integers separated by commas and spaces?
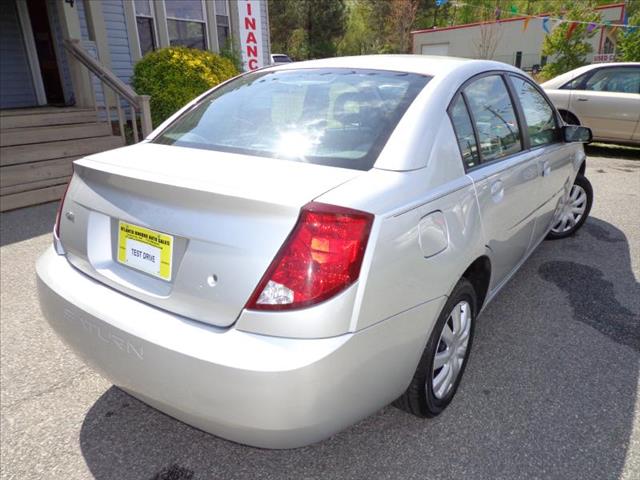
117, 221, 173, 281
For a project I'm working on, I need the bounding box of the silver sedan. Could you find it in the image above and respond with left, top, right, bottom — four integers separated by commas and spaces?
37, 55, 593, 448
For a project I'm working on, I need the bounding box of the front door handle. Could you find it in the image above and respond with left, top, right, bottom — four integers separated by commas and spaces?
542, 160, 551, 177
576, 97, 589, 102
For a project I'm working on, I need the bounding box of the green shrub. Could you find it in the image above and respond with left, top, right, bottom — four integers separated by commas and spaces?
132, 47, 238, 127
618, 12, 640, 62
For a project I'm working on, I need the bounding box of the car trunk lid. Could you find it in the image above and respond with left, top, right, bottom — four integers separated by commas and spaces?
59, 143, 362, 327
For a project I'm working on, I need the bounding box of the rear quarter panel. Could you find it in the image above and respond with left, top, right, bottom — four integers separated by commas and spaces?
319, 119, 487, 332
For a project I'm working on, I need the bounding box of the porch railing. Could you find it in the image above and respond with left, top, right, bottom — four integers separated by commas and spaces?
63, 39, 152, 143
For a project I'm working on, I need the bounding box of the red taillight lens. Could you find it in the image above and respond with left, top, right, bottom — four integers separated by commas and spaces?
246, 202, 374, 311
54, 178, 73, 238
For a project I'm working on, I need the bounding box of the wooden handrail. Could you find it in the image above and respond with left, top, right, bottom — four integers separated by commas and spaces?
63, 39, 152, 140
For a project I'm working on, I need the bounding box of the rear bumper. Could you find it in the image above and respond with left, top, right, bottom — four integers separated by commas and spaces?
37, 246, 444, 448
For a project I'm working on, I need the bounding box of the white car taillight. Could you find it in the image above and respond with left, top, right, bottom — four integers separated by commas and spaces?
246, 202, 374, 311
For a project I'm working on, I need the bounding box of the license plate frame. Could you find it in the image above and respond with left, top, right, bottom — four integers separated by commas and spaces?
117, 221, 173, 281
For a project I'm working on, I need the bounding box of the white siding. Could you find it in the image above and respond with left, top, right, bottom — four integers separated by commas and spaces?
0, 0, 37, 108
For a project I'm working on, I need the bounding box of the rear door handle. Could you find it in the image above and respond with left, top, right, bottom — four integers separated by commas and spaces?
577, 97, 589, 102
542, 160, 551, 177
490, 180, 504, 202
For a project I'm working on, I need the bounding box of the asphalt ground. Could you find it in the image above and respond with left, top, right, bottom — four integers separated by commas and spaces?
1, 146, 639, 480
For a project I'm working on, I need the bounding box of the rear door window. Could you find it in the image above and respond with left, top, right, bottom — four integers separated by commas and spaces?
584, 67, 640, 94
463, 75, 522, 162
449, 94, 479, 170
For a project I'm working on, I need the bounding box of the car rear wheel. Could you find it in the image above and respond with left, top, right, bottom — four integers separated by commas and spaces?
394, 278, 476, 418
546, 174, 593, 240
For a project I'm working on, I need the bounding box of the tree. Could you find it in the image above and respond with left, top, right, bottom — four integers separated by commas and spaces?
617, 12, 640, 61
338, 0, 391, 55
473, 22, 503, 59
339, 0, 376, 55
386, 0, 420, 53
268, 0, 303, 55
302, 0, 347, 58
539, 4, 600, 81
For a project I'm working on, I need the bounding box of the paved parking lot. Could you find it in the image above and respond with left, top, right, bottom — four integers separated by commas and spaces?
1, 147, 639, 480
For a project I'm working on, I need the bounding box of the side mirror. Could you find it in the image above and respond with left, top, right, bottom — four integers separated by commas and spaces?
562, 125, 592, 144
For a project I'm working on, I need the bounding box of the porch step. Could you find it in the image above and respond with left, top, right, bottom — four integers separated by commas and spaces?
1, 156, 79, 191
0, 107, 127, 211
0, 108, 97, 129
0, 122, 112, 146
1, 135, 124, 166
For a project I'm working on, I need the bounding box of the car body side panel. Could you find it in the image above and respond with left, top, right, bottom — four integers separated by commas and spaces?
633, 119, 640, 142
531, 143, 581, 244
545, 90, 571, 113
569, 90, 640, 141
466, 151, 540, 292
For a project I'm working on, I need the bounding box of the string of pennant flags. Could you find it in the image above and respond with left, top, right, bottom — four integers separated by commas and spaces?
433, 0, 639, 37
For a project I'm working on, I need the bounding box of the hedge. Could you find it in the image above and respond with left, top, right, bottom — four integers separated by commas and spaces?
132, 47, 239, 127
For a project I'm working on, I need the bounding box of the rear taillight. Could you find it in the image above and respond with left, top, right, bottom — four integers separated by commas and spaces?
54, 177, 73, 238
246, 202, 374, 311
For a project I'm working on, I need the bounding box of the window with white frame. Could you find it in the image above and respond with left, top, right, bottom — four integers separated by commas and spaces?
134, 0, 156, 56
165, 0, 207, 50
215, 0, 230, 49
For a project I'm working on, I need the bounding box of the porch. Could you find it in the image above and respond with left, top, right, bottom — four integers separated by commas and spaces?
0, 0, 151, 211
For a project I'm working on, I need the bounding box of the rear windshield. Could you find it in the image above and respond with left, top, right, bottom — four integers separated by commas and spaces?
154, 68, 430, 171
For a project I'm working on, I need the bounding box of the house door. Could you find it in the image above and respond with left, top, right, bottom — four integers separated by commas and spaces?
26, 0, 65, 105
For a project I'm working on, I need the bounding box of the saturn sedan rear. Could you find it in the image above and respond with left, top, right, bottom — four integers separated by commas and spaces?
37, 55, 593, 448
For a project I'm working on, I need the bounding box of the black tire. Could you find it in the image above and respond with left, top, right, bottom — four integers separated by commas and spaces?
394, 278, 477, 418
560, 110, 580, 125
546, 174, 593, 240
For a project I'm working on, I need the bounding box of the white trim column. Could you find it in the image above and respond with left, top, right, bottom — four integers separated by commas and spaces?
15, 0, 47, 105
153, 1, 170, 48
53, 0, 93, 107
123, 0, 142, 62
205, 0, 220, 53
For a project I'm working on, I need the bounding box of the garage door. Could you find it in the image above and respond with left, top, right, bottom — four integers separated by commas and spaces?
421, 43, 449, 56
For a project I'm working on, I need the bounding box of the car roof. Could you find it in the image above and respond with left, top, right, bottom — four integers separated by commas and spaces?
261, 54, 519, 78
541, 62, 640, 89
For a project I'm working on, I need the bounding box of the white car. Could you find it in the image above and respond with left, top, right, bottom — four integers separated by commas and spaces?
270, 53, 293, 65
541, 62, 640, 145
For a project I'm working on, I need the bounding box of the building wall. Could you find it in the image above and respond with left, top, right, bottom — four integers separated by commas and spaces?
412, 3, 625, 69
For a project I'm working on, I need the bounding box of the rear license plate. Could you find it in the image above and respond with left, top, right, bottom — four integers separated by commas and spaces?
117, 221, 173, 281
